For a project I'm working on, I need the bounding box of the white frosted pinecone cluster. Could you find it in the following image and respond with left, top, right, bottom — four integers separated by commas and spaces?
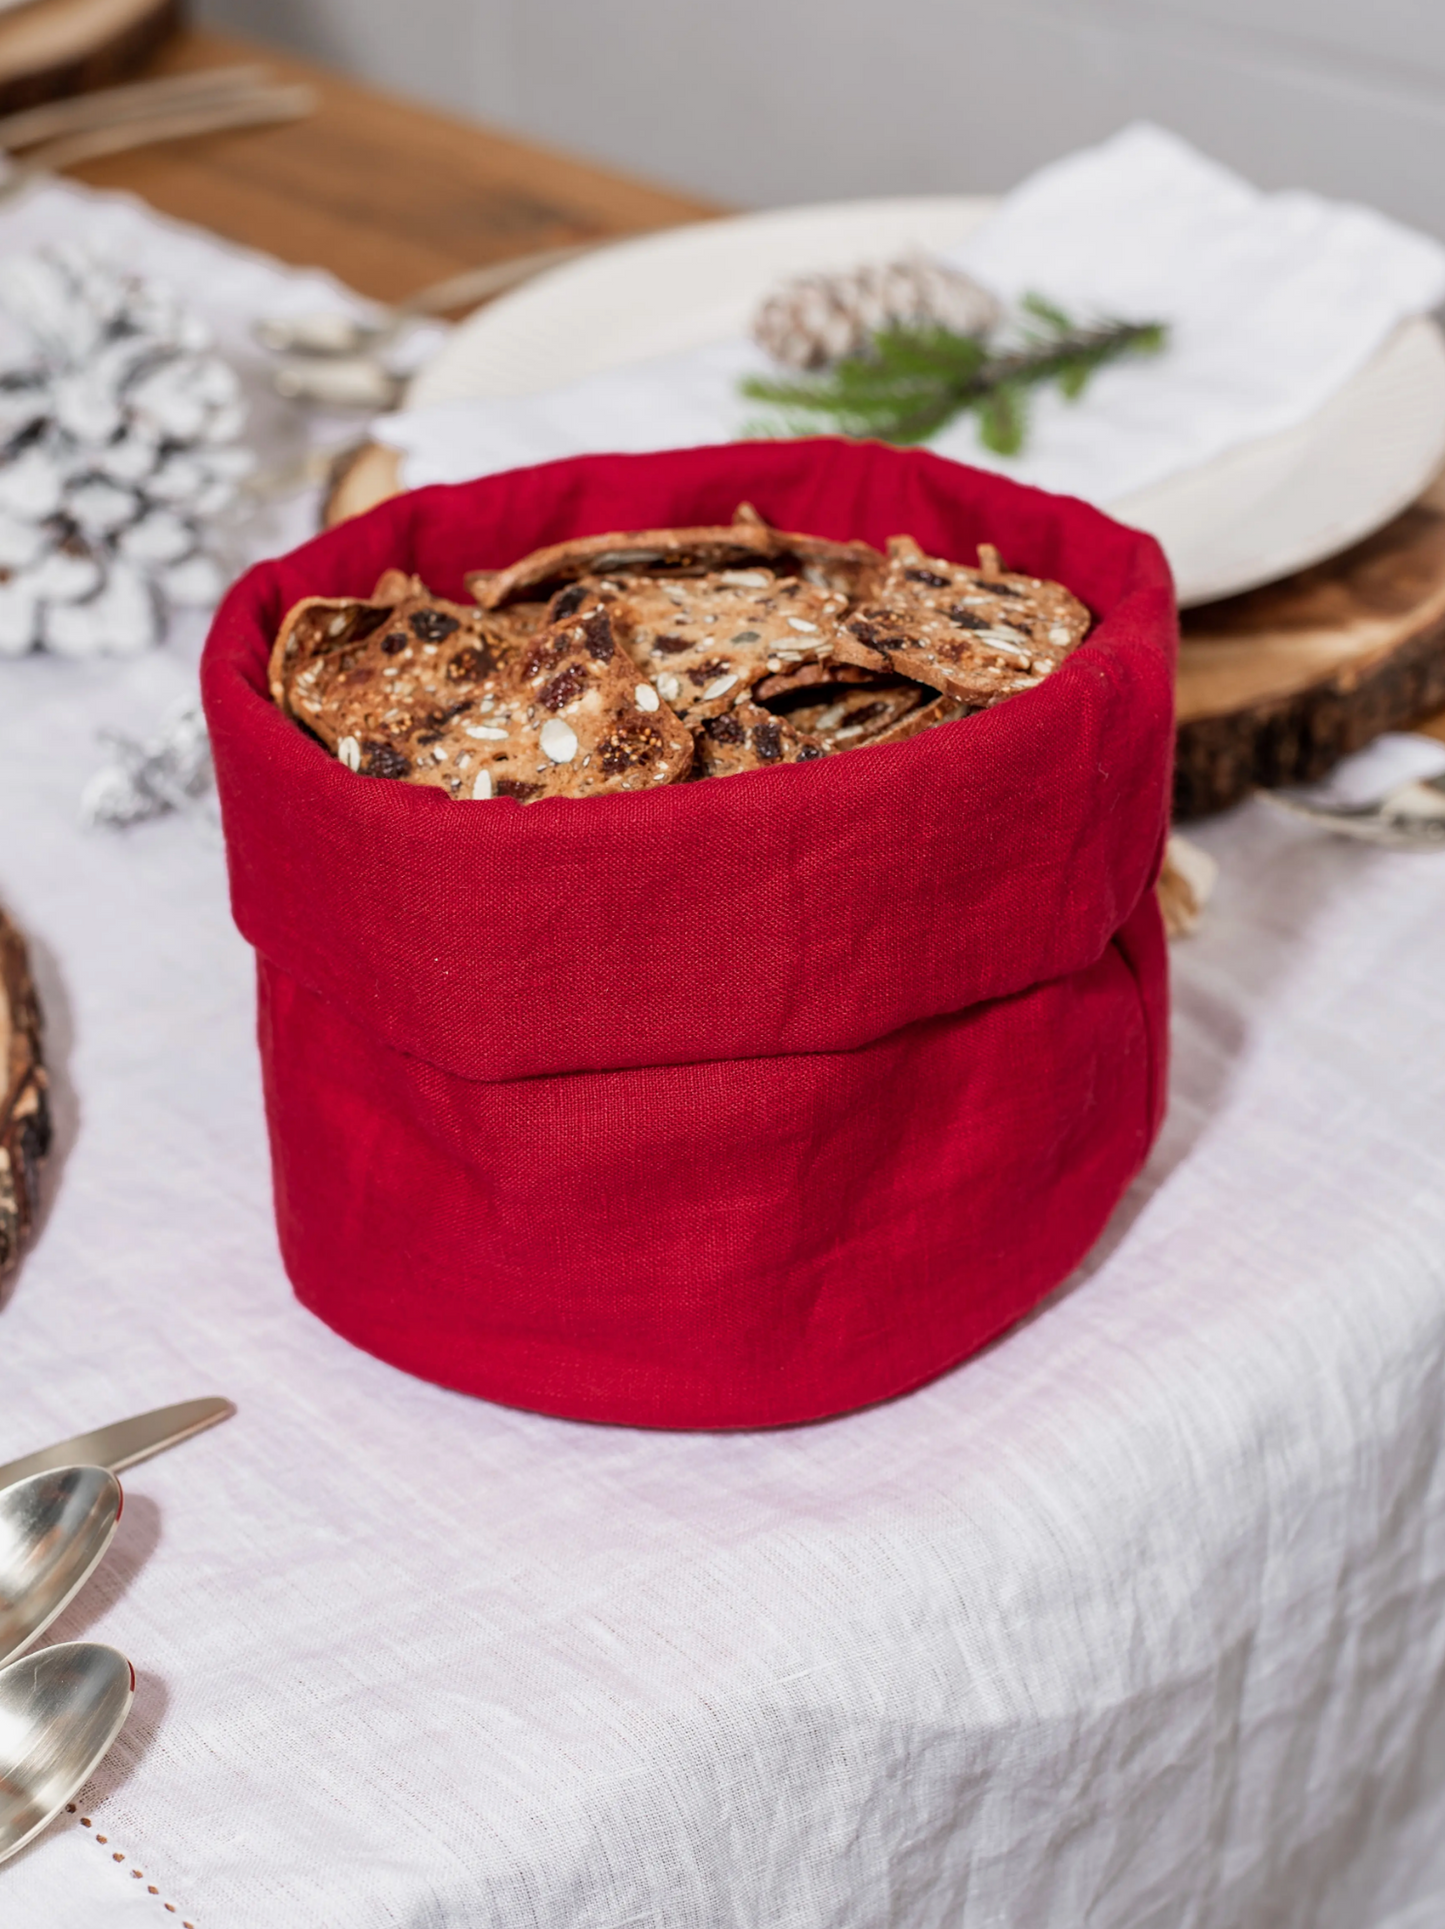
80, 696, 215, 829
752, 255, 1004, 371
0, 247, 253, 658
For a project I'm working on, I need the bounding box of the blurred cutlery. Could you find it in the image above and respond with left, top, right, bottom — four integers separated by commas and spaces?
255, 241, 599, 364
270, 355, 405, 410
1264, 771, 1445, 850
0, 82, 314, 204
0, 64, 276, 152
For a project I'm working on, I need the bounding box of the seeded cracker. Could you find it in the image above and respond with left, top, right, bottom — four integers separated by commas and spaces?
272, 588, 526, 791
608, 573, 848, 722
780, 679, 974, 748
753, 660, 880, 700
271, 523, 1095, 798
457, 603, 693, 800
727, 504, 887, 599
831, 536, 1091, 708
468, 524, 782, 610
468, 512, 885, 610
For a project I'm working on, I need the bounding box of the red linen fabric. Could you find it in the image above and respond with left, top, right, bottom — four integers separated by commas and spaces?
203, 439, 1176, 1428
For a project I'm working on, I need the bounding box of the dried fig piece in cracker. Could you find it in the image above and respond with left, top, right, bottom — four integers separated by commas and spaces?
691, 700, 825, 778
609, 573, 848, 721
832, 537, 1091, 707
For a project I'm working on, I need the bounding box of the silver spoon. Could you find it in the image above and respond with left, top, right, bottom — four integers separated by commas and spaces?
0, 1642, 134, 1864
1263, 770, 1445, 850
0, 1468, 121, 1669
268, 356, 406, 411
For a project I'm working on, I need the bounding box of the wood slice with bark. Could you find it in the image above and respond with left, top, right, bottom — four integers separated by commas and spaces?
0, 907, 49, 1280
0, 0, 179, 116
323, 441, 401, 529
1176, 469, 1445, 817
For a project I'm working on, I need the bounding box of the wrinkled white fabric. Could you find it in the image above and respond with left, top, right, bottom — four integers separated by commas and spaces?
2, 176, 1445, 1929
1, 663, 1444, 1929
379, 123, 1445, 508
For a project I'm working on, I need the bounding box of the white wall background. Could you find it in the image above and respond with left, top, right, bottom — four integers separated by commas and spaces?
198, 0, 1445, 239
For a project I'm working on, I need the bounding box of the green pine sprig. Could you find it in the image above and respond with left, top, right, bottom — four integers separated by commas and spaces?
740, 293, 1168, 456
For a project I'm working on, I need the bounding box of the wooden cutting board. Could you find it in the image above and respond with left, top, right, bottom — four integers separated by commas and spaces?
325, 443, 1445, 808
0, 0, 177, 113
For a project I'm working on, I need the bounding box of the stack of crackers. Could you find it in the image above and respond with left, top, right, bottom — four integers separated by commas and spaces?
268, 506, 1092, 803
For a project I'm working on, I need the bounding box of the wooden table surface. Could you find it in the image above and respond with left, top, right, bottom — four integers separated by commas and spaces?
67, 24, 717, 302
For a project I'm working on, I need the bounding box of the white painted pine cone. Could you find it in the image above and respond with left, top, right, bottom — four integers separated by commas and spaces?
0, 247, 252, 658
754, 255, 1004, 370
45, 561, 157, 658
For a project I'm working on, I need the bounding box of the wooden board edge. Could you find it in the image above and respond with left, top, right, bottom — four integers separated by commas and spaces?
1174, 611, 1445, 818
323, 440, 403, 528
0, 0, 180, 114
0, 908, 49, 1280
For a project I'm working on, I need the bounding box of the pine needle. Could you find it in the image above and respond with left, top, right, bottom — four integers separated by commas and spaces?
741, 294, 1168, 455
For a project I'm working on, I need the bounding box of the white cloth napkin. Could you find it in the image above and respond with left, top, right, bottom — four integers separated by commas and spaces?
378, 123, 1445, 509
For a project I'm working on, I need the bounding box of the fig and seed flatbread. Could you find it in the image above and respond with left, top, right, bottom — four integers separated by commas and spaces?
728, 501, 886, 598
270, 527, 1092, 799
292, 596, 692, 802
468, 508, 886, 611
831, 537, 1091, 708
752, 660, 878, 701
270, 591, 524, 790
462, 602, 693, 800
607, 573, 848, 721
467, 524, 782, 611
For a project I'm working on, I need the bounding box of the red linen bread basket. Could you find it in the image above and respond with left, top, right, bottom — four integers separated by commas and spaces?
202, 439, 1175, 1430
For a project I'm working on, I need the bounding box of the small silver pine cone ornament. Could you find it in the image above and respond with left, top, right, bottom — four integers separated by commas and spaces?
752, 255, 1003, 371
0, 246, 254, 659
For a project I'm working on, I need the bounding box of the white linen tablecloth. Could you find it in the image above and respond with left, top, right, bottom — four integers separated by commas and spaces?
2, 173, 1445, 1929
2, 649, 1445, 1929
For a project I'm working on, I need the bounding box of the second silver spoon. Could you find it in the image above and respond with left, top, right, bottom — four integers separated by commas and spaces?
0, 1642, 135, 1864
0, 1467, 121, 1669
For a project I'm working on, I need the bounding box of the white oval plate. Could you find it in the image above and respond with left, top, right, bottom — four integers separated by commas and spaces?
407, 196, 1445, 608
